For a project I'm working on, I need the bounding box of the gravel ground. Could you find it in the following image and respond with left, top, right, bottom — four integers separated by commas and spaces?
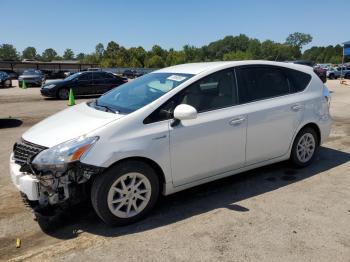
0, 80, 349, 262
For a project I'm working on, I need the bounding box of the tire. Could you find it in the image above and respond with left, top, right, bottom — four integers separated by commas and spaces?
345, 73, 350, 80
4, 79, 11, 88
290, 127, 319, 167
91, 160, 159, 226
57, 88, 69, 100
328, 74, 335, 80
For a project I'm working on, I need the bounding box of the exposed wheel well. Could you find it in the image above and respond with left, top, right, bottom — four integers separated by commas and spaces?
299, 123, 321, 145
105, 157, 166, 193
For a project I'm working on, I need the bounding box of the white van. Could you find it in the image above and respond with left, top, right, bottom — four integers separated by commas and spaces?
10, 61, 331, 226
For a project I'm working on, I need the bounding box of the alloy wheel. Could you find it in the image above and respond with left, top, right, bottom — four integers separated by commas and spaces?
107, 172, 152, 218
296, 133, 316, 163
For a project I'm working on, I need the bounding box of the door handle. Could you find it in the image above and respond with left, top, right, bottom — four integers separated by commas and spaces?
229, 117, 245, 126
291, 104, 303, 111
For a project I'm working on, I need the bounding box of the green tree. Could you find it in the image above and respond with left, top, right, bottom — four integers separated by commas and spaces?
247, 39, 262, 59
105, 41, 120, 59
83, 54, 99, 64
63, 48, 74, 60
165, 49, 186, 66
145, 55, 165, 68
0, 44, 19, 60
285, 32, 313, 51
95, 43, 105, 61
22, 46, 37, 60
76, 53, 85, 61
41, 48, 58, 61
223, 50, 253, 61
128, 46, 147, 67
150, 45, 166, 58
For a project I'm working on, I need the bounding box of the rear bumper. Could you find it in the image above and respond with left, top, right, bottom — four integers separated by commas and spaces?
18, 79, 42, 86
10, 153, 39, 201
319, 116, 332, 145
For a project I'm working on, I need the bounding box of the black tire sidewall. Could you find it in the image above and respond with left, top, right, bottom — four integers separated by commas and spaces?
290, 127, 319, 167
58, 88, 69, 100
91, 160, 159, 226
5, 79, 11, 87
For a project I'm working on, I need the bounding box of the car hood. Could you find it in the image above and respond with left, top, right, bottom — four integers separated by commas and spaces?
19, 75, 42, 79
43, 79, 67, 86
22, 102, 124, 147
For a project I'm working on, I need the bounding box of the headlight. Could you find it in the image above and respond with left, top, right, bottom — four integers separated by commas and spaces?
32, 136, 99, 172
44, 84, 56, 89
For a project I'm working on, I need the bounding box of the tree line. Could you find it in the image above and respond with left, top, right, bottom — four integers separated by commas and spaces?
0, 32, 347, 68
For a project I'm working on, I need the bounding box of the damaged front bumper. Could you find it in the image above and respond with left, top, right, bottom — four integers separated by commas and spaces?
10, 153, 103, 208
10, 154, 39, 200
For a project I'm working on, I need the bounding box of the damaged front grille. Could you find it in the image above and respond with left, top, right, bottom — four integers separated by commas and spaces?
13, 140, 47, 166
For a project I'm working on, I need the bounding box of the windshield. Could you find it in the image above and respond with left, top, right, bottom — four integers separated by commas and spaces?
96, 72, 193, 113
65, 72, 84, 81
23, 70, 42, 75
0, 72, 8, 78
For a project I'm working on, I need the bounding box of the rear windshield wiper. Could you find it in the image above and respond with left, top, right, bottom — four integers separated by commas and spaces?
94, 100, 118, 114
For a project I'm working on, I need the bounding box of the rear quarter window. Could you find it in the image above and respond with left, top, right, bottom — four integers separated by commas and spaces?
284, 68, 311, 93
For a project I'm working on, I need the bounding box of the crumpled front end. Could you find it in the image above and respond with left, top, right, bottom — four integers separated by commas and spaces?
10, 139, 103, 212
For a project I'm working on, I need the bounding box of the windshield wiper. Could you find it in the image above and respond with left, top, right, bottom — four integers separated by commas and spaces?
94, 100, 118, 114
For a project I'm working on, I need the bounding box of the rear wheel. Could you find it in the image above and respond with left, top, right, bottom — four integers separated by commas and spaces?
328, 73, 335, 79
345, 73, 350, 79
290, 127, 318, 167
91, 160, 159, 226
57, 88, 69, 100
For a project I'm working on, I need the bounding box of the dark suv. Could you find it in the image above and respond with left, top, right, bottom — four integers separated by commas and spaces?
41, 71, 128, 99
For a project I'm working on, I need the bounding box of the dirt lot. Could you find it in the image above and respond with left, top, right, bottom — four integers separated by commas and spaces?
0, 80, 349, 262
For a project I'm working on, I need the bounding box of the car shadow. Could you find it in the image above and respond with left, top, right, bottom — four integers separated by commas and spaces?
38, 146, 350, 239
0, 85, 14, 89
44, 95, 100, 101
0, 118, 23, 129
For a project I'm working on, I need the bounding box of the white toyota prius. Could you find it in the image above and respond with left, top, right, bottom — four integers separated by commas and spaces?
10, 61, 331, 226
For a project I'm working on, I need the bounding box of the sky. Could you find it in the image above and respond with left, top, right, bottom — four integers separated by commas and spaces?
1, 0, 349, 55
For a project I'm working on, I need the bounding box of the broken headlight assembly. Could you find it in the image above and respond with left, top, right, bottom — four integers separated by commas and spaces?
32, 136, 99, 172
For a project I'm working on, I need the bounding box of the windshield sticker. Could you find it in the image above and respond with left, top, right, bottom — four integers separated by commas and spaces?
167, 75, 186, 82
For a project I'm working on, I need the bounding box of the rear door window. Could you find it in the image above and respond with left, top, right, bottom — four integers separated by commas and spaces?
236, 66, 290, 104
79, 72, 92, 81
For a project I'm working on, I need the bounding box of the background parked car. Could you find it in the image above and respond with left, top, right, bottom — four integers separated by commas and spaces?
0, 69, 19, 80
327, 66, 350, 79
123, 69, 143, 78
0, 71, 12, 88
44, 70, 72, 79
41, 71, 128, 99
18, 69, 45, 87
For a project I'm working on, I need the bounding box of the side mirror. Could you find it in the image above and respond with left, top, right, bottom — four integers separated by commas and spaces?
171, 104, 197, 127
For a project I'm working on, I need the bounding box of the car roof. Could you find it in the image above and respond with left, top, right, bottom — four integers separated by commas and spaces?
154, 60, 314, 75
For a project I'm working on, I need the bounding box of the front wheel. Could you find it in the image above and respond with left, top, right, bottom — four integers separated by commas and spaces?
290, 127, 318, 167
4, 79, 11, 88
57, 88, 69, 100
91, 160, 159, 226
